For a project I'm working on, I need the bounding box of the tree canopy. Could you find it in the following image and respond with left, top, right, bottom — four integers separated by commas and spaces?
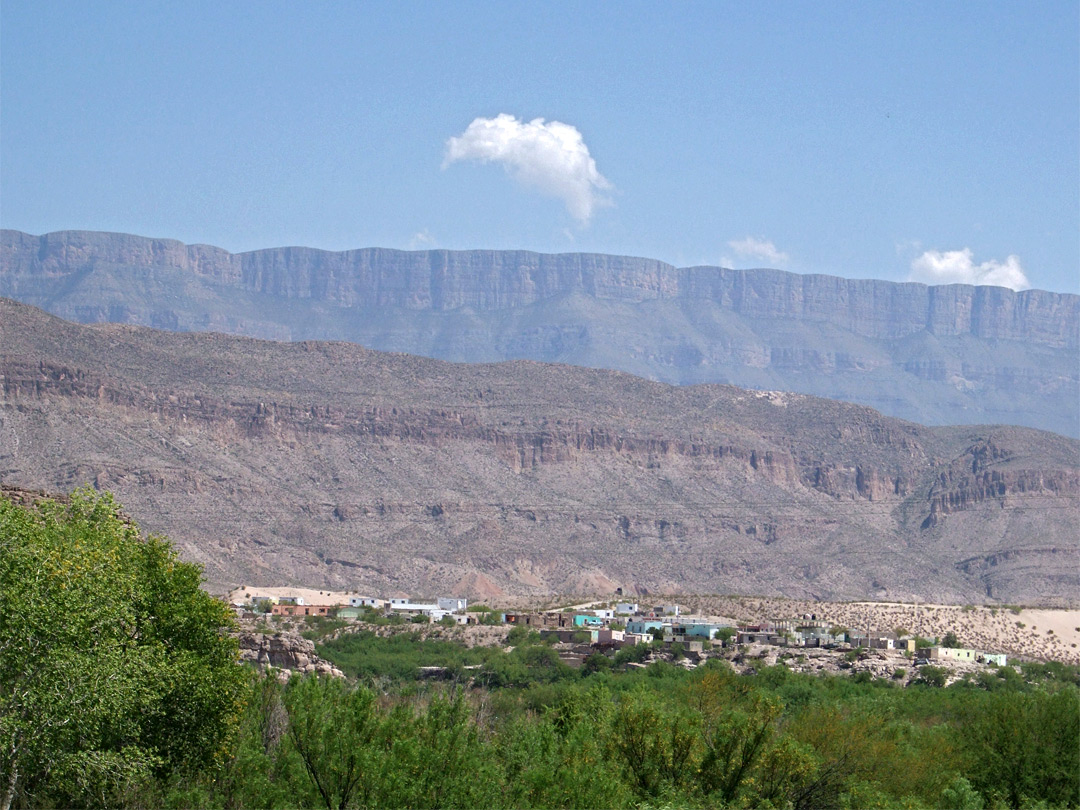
0, 489, 246, 809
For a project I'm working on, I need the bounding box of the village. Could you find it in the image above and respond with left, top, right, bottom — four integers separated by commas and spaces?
230, 587, 1022, 684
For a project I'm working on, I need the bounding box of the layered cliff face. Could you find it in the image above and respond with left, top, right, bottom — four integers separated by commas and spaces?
2, 230, 1076, 436
2, 299, 1076, 604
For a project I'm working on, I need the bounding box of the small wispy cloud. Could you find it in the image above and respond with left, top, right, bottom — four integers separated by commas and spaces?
443, 114, 612, 224
726, 237, 790, 268
408, 229, 437, 250
909, 248, 1030, 290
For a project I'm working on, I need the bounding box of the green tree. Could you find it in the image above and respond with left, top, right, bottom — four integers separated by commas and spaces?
962, 690, 1080, 808
940, 775, 985, 809
917, 665, 949, 687
943, 631, 960, 648
611, 688, 698, 799
714, 626, 736, 645
583, 651, 612, 675
379, 692, 502, 809
0, 489, 246, 808
282, 676, 380, 809
698, 693, 782, 804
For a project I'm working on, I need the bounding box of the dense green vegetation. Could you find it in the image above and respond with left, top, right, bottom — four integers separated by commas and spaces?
319, 626, 584, 688
3, 491, 1078, 808
153, 657, 1079, 809
315, 629, 500, 683
0, 490, 246, 809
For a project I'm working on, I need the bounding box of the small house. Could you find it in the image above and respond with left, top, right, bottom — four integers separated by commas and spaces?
573, 614, 605, 627
626, 619, 665, 636
271, 603, 333, 617
349, 596, 383, 608
868, 637, 896, 650
927, 646, 978, 662
737, 630, 773, 645
591, 628, 625, 645
674, 621, 734, 640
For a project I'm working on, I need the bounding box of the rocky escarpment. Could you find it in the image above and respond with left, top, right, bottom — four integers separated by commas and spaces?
922, 439, 1080, 529
1, 230, 1071, 345
2, 299, 1076, 605
0, 356, 959, 509
0, 482, 68, 508
2, 230, 1076, 436
236, 629, 343, 679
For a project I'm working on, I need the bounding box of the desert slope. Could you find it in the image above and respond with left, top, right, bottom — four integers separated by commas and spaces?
2, 229, 1076, 436
1, 298, 1076, 602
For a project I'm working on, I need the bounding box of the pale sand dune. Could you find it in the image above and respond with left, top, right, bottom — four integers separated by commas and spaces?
683, 596, 1080, 665
227, 585, 382, 605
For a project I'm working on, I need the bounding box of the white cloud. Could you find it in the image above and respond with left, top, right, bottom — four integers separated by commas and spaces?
443, 114, 612, 224
726, 237, 790, 267
408, 229, 437, 250
909, 248, 1030, 290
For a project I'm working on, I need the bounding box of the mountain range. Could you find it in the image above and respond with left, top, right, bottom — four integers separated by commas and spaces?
2, 229, 1077, 437
2, 298, 1076, 604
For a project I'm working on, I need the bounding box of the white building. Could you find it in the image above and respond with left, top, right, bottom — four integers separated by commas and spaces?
388, 599, 442, 616
348, 596, 383, 608
437, 597, 468, 613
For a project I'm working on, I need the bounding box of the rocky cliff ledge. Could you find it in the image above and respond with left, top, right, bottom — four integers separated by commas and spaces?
236, 628, 344, 679
2, 230, 1076, 436
4, 229, 1075, 345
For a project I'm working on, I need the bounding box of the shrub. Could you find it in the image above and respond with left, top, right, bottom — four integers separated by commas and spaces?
614, 643, 652, 667
917, 666, 948, 687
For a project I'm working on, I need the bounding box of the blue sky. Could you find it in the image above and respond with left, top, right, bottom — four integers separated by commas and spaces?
2, 2, 1077, 292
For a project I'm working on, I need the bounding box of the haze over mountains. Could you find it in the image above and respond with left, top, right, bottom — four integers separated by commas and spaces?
2, 299, 1076, 604
3, 229, 1077, 437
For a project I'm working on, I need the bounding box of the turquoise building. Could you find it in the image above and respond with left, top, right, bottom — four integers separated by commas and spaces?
573, 614, 605, 627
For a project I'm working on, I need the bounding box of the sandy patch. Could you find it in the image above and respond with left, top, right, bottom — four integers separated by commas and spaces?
680, 596, 1080, 665
227, 585, 367, 605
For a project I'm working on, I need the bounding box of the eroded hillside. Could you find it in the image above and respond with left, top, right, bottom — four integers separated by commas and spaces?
1, 299, 1076, 602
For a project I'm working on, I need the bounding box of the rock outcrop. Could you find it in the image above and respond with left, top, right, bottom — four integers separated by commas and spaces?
236, 630, 344, 679
1, 299, 1076, 605
2, 230, 1076, 436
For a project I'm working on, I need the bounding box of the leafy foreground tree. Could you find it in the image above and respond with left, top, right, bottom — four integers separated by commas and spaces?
0, 489, 246, 808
